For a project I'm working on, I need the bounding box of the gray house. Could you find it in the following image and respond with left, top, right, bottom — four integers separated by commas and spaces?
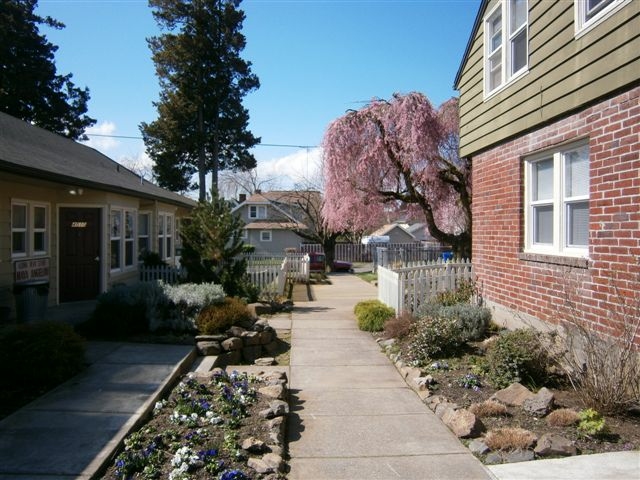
232, 191, 317, 254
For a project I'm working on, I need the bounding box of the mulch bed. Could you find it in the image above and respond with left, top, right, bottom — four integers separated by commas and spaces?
392, 339, 640, 460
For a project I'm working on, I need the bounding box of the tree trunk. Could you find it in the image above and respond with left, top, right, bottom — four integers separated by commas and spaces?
197, 103, 206, 202
323, 236, 337, 273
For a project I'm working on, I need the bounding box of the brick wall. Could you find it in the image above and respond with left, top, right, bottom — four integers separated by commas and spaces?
472, 86, 640, 340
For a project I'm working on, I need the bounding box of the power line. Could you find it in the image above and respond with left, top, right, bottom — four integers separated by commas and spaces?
86, 133, 317, 149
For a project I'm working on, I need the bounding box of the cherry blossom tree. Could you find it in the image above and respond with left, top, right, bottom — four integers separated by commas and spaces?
321, 93, 471, 257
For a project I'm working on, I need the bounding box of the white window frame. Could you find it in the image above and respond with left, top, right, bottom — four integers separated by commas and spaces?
110, 207, 137, 272
249, 205, 267, 219
484, 0, 529, 99
11, 200, 50, 258
574, 0, 631, 37
31, 203, 49, 256
138, 211, 151, 260
158, 212, 174, 260
524, 142, 590, 258
11, 201, 28, 258
260, 230, 272, 242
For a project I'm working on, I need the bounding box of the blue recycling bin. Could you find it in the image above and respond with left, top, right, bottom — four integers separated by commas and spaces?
441, 251, 454, 262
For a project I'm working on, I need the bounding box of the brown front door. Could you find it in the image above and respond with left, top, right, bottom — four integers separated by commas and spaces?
59, 208, 101, 302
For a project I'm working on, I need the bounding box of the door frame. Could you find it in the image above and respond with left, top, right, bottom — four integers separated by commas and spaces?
56, 204, 107, 304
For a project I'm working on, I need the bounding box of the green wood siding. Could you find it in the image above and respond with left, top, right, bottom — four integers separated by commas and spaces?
458, 0, 640, 158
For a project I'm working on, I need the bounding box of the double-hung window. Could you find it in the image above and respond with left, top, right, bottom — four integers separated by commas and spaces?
138, 212, 150, 258
575, 0, 630, 35
485, 0, 528, 96
260, 230, 272, 242
525, 143, 590, 257
249, 205, 267, 219
158, 213, 174, 260
11, 201, 49, 258
111, 208, 136, 271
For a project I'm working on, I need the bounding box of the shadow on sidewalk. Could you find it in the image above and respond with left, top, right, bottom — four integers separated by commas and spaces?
287, 389, 305, 443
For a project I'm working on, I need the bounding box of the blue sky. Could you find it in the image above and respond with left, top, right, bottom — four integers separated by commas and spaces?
37, 0, 480, 192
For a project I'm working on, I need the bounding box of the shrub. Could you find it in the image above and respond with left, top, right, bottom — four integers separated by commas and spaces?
484, 427, 537, 451
384, 312, 416, 340
577, 408, 608, 438
354, 300, 395, 332
546, 408, 580, 427
468, 400, 508, 418
197, 297, 252, 334
485, 328, 548, 389
162, 282, 225, 331
433, 280, 477, 306
408, 315, 462, 364
438, 304, 491, 342
0, 322, 85, 391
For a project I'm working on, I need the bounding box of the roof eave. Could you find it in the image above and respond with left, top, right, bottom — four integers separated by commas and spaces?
454, 0, 489, 90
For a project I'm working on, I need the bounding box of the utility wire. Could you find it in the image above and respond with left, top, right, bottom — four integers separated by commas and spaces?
86, 133, 317, 149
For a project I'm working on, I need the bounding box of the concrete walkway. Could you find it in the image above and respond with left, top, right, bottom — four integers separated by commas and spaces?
0, 341, 193, 479
287, 273, 492, 480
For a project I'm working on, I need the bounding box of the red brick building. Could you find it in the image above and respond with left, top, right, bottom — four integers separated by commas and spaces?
455, 0, 639, 339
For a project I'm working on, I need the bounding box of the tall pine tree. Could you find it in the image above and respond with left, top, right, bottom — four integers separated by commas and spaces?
141, 0, 260, 200
0, 0, 95, 140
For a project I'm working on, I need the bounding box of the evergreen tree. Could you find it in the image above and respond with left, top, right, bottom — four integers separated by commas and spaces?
0, 0, 95, 139
180, 192, 256, 300
141, 0, 260, 200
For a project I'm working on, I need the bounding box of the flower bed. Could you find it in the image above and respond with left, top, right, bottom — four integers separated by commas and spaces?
103, 369, 288, 479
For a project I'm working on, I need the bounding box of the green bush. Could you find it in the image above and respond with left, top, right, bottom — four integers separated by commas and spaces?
196, 297, 252, 334
161, 282, 225, 330
439, 304, 491, 342
0, 321, 85, 391
354, 300, 395, 332
485, 328, 548, 389
408, 315, 462, 364
433, 280, 477, 306
577, 408, 608, 437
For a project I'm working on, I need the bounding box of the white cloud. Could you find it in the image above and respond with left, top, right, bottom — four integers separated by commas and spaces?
256, 147, 323, 188
82, 121, 121, 153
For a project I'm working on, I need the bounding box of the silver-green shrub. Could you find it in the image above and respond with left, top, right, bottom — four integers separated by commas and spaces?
158, 282, 225, 331
439, 304, 491, 342
408, 315, 462, 365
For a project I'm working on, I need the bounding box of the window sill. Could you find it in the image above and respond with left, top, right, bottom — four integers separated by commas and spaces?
518, 252, 589, 269
484, 68, 529, 102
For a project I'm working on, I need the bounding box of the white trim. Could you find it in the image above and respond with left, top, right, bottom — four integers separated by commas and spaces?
249, 204, 267, 219
10, 200, 28, 258
157, 212, 174, 261
137, 211, 151, 260
260, 230, 272, 242
484, 0, 530, 100
574, 0, 631, 38
524, 141, 590, 258
31, 203, 50, 257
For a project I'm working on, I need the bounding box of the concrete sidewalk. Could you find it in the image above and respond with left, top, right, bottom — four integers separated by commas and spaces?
287, 273, 492, 480
0, 341, 194, 479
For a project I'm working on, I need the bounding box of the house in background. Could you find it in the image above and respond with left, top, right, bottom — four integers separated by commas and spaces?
455, 0, 639, 337
368, 223, 418, 244
232, 190, 318, 254
406, 223, 441, 247
0, 112, 195, 317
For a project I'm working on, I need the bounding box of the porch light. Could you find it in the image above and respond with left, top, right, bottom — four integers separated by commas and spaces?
68, 188, 84, 196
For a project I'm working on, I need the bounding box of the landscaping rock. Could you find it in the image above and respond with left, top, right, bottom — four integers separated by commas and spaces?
379, 338, 396, 348
262, 453, 284, 473
534, 434, 577, 457
267, 416, 286, 445
242, 437, 267, 453
255, 357, 276, 367
236, 318, 256, 330
259, 384, 286, 400
241, 330, 261, 346
248, 457, 274, 474
426, 395, 448, 411
469, 439, 490, 455
196, 341, 221, 356
263, 340, 280, 355
195, 334, 227, 342
260, 400, 289, 419
242, 345, 263, 363
442, 408, 485, 438
491, 383, 535, 406
247, 302, 272, 318
216, 350, 241, 366
229, 326, 247, 337
400, 366, 421, 380
523, 387, 555, 416
222, 337, 243, 351
484, 452, 503, 465
503, 449, 535, 463
435, 402, 459, 419
259, 330, 274, 344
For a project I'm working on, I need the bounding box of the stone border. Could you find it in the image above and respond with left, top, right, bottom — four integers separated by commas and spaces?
86, 347, 197, 479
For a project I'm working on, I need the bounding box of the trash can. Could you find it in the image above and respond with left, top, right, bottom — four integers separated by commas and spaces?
13, 280, 49, 323
441, 251, 454, 262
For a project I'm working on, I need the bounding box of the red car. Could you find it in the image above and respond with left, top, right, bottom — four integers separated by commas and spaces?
308, 253, 353, 273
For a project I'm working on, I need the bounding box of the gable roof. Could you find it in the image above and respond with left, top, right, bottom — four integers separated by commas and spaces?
454, 0, 488, 89
370, 223, 416, 240
0, 112, 196, 208
232, 190, 321, 224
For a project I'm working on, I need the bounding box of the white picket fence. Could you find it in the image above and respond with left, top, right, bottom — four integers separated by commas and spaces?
139, 265, 185, 284
246, 253, 310, 295
300, 242, 448, 264
378, 258, 473, 314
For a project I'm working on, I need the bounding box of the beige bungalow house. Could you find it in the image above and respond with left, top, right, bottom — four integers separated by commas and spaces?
0, 112, 195, 317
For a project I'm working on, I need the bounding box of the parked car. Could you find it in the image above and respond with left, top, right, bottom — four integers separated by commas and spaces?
308, 253, 353, 273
